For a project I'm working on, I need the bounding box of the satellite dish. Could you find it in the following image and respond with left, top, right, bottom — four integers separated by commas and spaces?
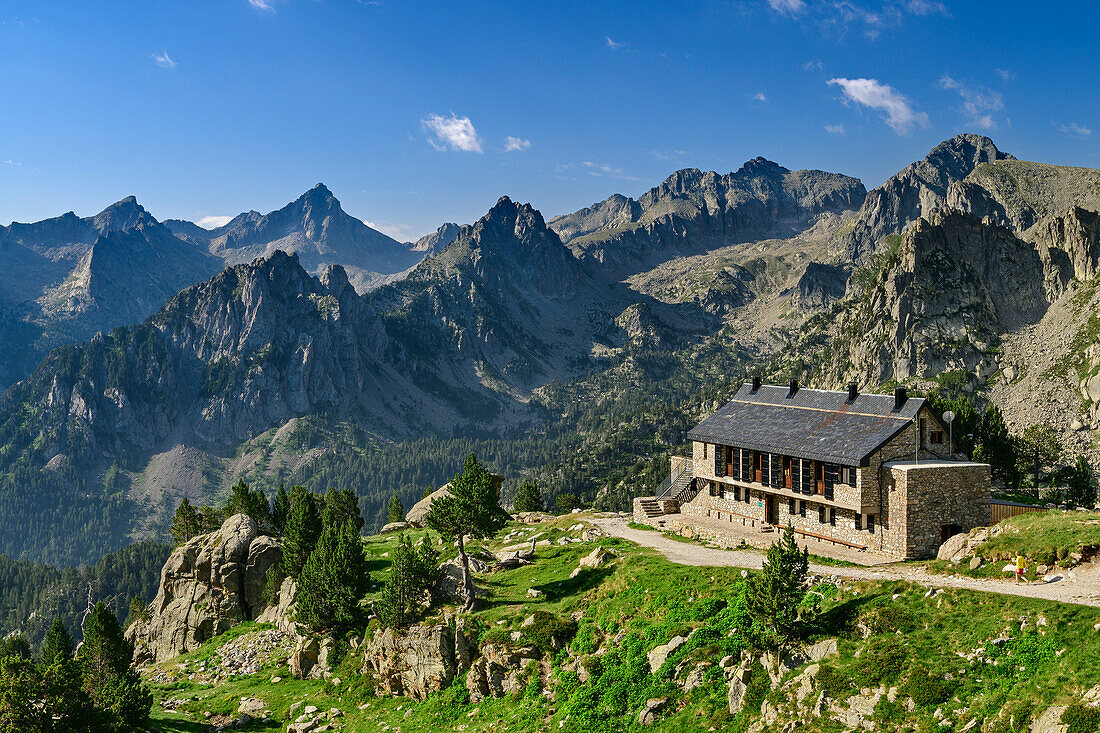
942, 411, 955, 424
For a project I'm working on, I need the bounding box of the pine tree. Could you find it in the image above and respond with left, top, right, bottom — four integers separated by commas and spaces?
386, 494, 405, 524
323, 488, 364, 531
78, 602, 151, 729
426, 453, 508, 611
513, 480, 543, 513
271, 484, 292, 534
296, 519, 369, 632
976, 405, 1020, 489
39, 617, 96, 730
745, 525, 811, 650
1017, 424, 1063, 496
40, 615, 73, 667
282, 486, 322, 578
169, 498, 201, 546
375, 534, 440, 627
1067, 455, 1097, 508
197, 504, 223, 533
224, 479, 271, 529
0, 656, 49, 731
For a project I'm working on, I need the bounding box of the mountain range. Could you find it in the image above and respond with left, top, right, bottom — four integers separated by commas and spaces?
0, 185, 431, 392
2, 133, 1098, 566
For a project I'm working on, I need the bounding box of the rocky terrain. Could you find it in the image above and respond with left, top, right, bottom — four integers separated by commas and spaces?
0, 196, 222, 391
0, 185, 428, 393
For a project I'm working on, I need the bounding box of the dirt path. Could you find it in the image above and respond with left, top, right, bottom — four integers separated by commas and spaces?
593, 516, 1100, 608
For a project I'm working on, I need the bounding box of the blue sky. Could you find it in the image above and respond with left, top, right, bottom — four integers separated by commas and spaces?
1, 1, 1096, 241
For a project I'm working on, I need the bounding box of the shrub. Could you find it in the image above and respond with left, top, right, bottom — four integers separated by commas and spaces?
522, 611, 578, 654
904, 667, 956, 707
855, 637, 908, 686
1063, 704, 1100, 733
572, 622, 599, 655
858, 604, 916, 635
815, 663, 851, 698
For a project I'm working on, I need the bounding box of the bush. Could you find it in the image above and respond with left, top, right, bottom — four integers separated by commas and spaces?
858, 604, 916, 635
904, 667, 955, 707
572, 622, 599, 655
855, 637, 908, 686
1063, 704, 1100, 733
522, 611, 577, 654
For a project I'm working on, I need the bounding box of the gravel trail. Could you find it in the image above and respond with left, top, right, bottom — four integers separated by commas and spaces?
593, 516, 1100, 608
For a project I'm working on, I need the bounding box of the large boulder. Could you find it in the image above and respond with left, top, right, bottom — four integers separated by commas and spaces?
125, 514, 284, 665
404, 474, 505, 528
466, 642, 542, 702
405, 485, 452, 528
359, 618, 475, 699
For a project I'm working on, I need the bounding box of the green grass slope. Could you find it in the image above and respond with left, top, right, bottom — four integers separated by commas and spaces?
146, 516, 1100, 733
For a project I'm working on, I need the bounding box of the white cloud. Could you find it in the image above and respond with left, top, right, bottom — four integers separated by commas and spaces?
767, 0, 806, 15
579, 161, 642, 181
906, 0, 950, 16
152, 50, 177, 70
4, 159, 24, 169
605, 36, 626, 50
248, 0, 274, 10
1060, 122, 1092, 137
802, 59, 823, 71
421, 113, 483, 153
996, 68, 1016, 82
753, 91, 768, 102
503, 136, 531, 152
827, 77, 928, 134
197, 215, 232, 229
938, 75, 1003, 129
823, 124, 846, 134
650, 149, 691, 161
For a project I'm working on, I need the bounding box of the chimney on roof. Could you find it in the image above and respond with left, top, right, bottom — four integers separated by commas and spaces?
788, 379, 799, 396
848, 382, 859, 402
751, 375, 761, 392
894, 386, 908, 410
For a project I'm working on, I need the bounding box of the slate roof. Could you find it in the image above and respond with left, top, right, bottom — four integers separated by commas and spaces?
687, 383, 926, 466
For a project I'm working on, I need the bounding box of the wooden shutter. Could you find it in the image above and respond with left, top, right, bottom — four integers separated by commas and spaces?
770, 454, 782, 488
714, 444, 725, 477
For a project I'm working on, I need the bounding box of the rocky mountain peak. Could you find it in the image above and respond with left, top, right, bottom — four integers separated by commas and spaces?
920, 134, 1014, 188
91, 195, 157, 233
842, 134, 1016, 263
735, 156, 790, 178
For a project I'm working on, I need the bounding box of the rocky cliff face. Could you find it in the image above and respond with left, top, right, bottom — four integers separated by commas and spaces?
810, 210, 1048, 386
843, 134, 1013, 263
0, 250, 411, 476
550, 159, 866, 278
126, 514, 283, 664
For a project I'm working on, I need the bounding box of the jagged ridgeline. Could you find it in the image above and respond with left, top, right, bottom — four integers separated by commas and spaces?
1, 134, 1098, 566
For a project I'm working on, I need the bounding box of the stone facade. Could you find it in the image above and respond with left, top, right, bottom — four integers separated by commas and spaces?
881, 460, 991, 558
670, 401, 990, 559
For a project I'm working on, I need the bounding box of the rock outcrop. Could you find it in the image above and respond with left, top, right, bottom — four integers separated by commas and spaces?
359, 618, 476, 699
126, 514, 283, 665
